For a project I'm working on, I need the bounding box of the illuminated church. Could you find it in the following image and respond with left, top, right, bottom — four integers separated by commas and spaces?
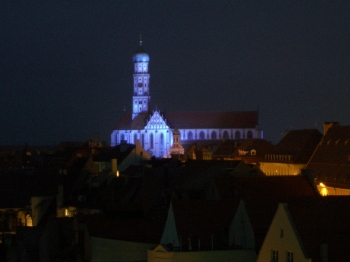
111, 40, 263, 157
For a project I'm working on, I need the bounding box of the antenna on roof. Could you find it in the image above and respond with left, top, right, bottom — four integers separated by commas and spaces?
139, 34, 142, 46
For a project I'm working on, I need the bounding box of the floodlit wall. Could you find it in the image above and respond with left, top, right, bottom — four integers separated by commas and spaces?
257, 204, 311, 262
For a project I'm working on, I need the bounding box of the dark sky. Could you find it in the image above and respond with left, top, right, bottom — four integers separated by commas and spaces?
1, 1, 349, 146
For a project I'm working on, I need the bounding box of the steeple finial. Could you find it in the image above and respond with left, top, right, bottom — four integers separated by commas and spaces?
139, 34, 142, 46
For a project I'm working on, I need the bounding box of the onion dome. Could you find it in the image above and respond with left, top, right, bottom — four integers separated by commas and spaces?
173, 129, 180, 135
133, 37, 149, 62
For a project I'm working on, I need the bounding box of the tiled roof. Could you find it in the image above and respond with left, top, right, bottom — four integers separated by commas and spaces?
172, 199, 240, 250
114, 111, 259, 130
84, 213, 165, 243
164, 111, 258, 129
286, 196, 350, 261
114, 112, 149, 130
307, 125, 350, 187
233, 139, 274, 158
212, 139, 274, 161
269, 129, 323, 163
0, 168, 60, 208
214, 175, 319, 201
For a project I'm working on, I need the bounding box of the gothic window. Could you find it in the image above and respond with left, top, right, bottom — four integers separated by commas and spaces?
121, 134, 125, 141
247, 130, 253, 138
199, 131, 205, 139
150, 133, 154, 148
188, 131, 193, 140
235, 131, 241, 139
223, 131, 229, 139
134, 133, 137, 143
211, 131, 217, 139
160, 133, 164, 147
142, 134, 144, 148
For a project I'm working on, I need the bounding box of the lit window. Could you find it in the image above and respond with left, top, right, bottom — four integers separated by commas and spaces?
271, 250, 279, 262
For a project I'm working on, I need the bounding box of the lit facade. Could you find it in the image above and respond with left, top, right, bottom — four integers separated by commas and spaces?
111, 41, 263, 157
257, 203, 311, 262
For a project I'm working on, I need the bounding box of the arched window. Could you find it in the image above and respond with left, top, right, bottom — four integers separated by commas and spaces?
150, 133, 154, 148
121, 134, 125, 141
235, 131, 241, 139
247, 130, 253, 138
223, 131, 229, 139
188, 131, 193, 140
211, 131, 217, 139
160, 133, 164, 147
199, 131, 205, 139
141, 134, 144, 148
134, 133, 137, 143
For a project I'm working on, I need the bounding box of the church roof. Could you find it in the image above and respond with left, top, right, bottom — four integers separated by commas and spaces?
164, 111, 258, 129
115, 113, 149, 130
114, 111, 259, 130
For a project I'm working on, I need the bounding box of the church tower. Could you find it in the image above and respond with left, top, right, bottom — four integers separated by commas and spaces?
132, 37, 151, 119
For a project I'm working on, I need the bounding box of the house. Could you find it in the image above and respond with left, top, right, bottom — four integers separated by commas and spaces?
148, 199, 257, 262
257, 196, 350, 261
306, 122, 350, 195
208, 175, 320, 254
259, 129, 323, 176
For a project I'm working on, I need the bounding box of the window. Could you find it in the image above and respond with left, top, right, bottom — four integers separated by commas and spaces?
247, 130, 253, 138
160, 133, 164, 147
199, 131, 205, 139
211, 131, 217, 139
188, 131, 193, 140
280, 229, 284, 237
223, 131, 229, 139
235, 130, 241, 139
286, 251, 293, 262
150, 133, 154, 148
271, 250, 279, 262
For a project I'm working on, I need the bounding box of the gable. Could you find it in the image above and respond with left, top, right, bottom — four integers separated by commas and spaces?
257, 203, 308, 262
145, 111, 169, 130
153, 244, 169, 253
160, 203, 179, 247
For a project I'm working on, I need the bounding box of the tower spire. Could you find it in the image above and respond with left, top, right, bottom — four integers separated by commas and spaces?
139, 34, 142, 46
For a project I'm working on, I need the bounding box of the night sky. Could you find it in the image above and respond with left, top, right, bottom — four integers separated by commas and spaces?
1, 1, 349, 146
